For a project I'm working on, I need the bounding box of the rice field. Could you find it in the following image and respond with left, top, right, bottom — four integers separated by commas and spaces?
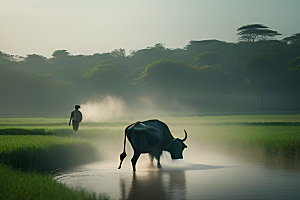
165, 115, 300, 158
191, 123, 300, 157
1, 114, 300, 199
1, 115, 300, 159
0, 128, 56, 135
0, 135, 98, 172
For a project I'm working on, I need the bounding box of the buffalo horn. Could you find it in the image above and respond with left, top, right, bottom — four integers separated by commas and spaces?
181, 129, 187, 141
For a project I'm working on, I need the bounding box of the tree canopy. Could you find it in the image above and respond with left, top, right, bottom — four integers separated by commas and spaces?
282, 33, 300, 45
52, 50, 70, 58
1, 28, 300, 116
237, 24, 281, 42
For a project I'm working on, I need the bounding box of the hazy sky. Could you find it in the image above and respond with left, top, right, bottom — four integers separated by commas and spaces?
1, 0, 299, 58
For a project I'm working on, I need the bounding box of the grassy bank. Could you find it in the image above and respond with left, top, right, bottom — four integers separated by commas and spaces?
0, 135, 98, 172
0, 126, 108, 200
0, 164, 109, 200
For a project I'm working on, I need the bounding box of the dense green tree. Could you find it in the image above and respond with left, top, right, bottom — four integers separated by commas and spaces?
237, 24, 281, 42
0, 51, 23, 70
1, 31, 300, 116
78, 60, 131, 98
244, 52, 282, 110
285, 56, 300, 80
0, 69, 54, 116
282, 33, 300, 45
111, 48, 126, 57
128, 47, 173, 69
154, 43, 166, 50
0, 52, 14, 70
194, 52, 221, 67
21, 54, 50, 74
184, 40, 229, 53
134, 59, 197, 110
52, 50, 70, 58
81, 60, 131, 79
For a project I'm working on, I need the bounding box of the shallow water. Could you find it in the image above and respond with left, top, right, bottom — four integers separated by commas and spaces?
54, 152, 300, 200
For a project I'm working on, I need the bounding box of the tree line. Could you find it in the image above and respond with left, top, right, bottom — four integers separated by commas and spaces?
1, 24, 299, 116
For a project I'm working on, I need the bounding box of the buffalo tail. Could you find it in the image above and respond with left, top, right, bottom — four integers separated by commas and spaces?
118, 130, 127, 169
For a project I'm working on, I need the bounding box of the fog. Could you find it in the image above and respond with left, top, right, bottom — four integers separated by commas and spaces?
80, 95, 125, 122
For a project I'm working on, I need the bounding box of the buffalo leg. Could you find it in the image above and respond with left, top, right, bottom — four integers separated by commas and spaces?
155, 154, 162, 169
129, 130, 147, 171
131, 151, 141, 171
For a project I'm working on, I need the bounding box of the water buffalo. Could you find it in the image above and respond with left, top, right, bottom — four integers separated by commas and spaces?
118, 119, 187, 171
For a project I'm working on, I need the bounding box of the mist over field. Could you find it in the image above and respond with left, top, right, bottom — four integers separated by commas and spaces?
80, 95, 125, 122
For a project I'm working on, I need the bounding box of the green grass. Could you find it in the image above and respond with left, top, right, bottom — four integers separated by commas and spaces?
0, 120, 109, 199
0, 117, 129, 137
165, 115, 300, 158
2, 115, 299, 158
166, 114, 300, 125
0, 164, 109, 200
0, 117, 68, 126
0, 117, 129, 128
192, 124, 300, 157
0, 128, 57, 135
0, 135, 99, 172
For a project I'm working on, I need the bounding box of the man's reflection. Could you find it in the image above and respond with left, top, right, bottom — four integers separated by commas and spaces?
120, 170, 186, 200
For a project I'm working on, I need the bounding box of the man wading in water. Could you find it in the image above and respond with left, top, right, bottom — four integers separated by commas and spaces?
69, 105, 83, 133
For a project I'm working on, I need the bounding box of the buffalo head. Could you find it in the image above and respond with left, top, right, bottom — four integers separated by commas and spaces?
166, 130, 187, 159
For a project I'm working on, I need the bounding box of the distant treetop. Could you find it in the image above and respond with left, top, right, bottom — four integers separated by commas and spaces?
237, 24, 281, 42
52, 50, 70, 58
237, 24, 268, 31
282, 33, 300, 45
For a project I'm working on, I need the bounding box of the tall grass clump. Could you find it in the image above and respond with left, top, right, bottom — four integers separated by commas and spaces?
0, 164, 110, 200
0, 117, 67, 126
0, 128, 56, 135
0, 135, 99, 172
192, 123, 300, 159
243, 125, 300, 157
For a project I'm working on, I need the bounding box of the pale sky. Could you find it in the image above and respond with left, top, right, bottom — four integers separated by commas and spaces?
1, 0, 299, 58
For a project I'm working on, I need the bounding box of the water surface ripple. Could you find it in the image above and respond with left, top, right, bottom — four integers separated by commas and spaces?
54, 160, 300, 200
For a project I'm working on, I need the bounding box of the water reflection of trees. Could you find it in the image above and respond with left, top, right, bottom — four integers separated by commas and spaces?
120, 170, 186, 200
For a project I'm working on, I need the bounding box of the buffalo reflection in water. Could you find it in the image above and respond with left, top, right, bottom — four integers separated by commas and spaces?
120, 170, 186, 200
